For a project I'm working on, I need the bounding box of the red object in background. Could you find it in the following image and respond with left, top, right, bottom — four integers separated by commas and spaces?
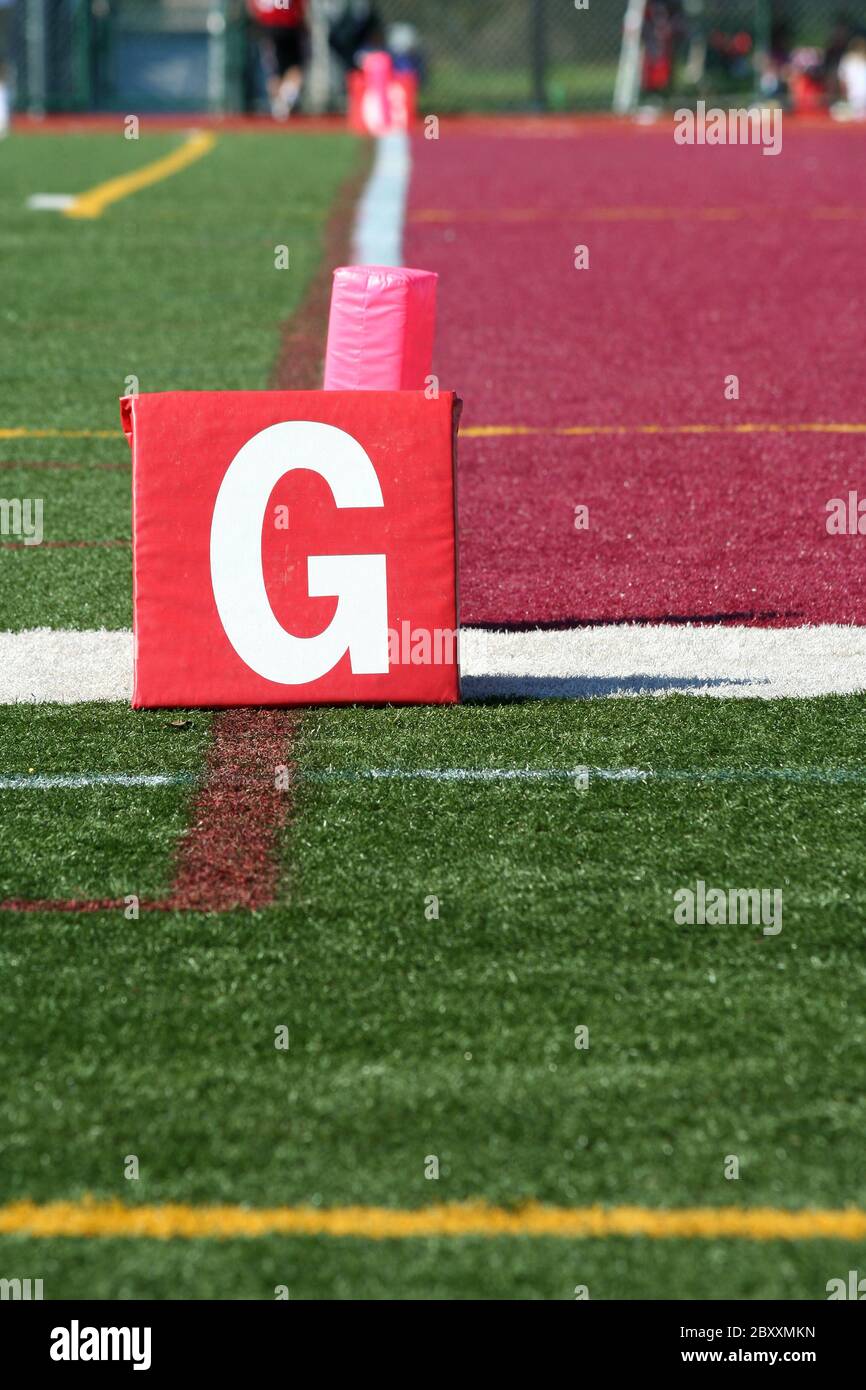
246, 0, 306, 26
643, 56, 673, 92
791, 72, 825, 113
125, 391, 460, 707
347, 69, 418, 134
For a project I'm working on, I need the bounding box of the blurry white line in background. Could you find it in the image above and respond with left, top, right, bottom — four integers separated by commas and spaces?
353, 132, 411, 266
613, 0, 649, 115
25, 0, 48, 118
305, 0, 333, 116
26, 195, 76, 211
205, 6, 228, 116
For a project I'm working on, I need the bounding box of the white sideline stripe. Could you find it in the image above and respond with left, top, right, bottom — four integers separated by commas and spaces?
352, 130, 410, 266
0, 624, 865, 704
0, 629, 133, 704
26, 194, 75, 211
0, 773, 194, 790
459, 624, 866, 700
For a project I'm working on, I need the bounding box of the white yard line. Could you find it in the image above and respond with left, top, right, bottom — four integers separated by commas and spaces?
303, 767, 866, 785
352, 130, 411, 266
3, 766, 865, 791
0, 773, 194, 790
1, 625, 865, 704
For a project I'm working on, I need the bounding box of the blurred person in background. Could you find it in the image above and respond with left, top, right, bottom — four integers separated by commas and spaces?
836, 34, 866, 117
328, 0, 383, 77
757, 20, 792, 103
788, 47, 826, 113
642, 0, 675, 95
0, 0, 13, 137
387, 22, 425, 85
247, 0, 309, 119
705, 29, 754, 86
641, 1, 686, 98
823, 13, 854, 101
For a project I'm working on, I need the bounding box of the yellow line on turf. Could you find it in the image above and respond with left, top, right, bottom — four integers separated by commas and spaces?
412, 206, 866, 224
62, 131, 217, 220
1, 1198, 865, 1241
462, 422, 866, 439
0, 428, 120, 440
412, 206, 745, 223
4, 423, 866, 445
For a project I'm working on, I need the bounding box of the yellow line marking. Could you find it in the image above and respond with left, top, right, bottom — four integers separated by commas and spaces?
412, 205, 866, 224
0, 428, 120, 440
412, 207, 743, 223
4, 423, 865, 445
462, 423, 866, 439
811, 207, 866, 220
62, 131, 217, 220
2, 1198, 865, 1241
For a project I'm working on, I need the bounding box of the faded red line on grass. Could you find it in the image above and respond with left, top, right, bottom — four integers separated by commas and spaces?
0, 711, 299, 915
0, 461, 130, 473
0, 896, 126, 913
270, 140, 373, 391
0, 538, 130, 551
156, 709, 298, 912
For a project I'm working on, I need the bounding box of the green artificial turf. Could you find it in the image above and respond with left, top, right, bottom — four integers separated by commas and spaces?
1, 697, 865, 1297
422, 62, 621, 112
0, 706, 210, 899
1, 130, 864, 1302
0, 1234, 857, 1301
0, 548, 133, 629
0, 129, 360, 629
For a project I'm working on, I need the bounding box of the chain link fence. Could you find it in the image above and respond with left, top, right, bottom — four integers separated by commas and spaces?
11, 0, 90, 113
11, 1, 242, 112
383, 0, 866, 112
9, 1, 866, 115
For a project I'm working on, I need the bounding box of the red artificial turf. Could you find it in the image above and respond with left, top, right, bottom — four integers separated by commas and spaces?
404, 125, 866, 626
164, 709, 297, 912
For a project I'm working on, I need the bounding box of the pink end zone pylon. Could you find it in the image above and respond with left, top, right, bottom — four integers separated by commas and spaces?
361, 51, 393, 135
323, 265, 438, 391
346, 51, 418, 135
